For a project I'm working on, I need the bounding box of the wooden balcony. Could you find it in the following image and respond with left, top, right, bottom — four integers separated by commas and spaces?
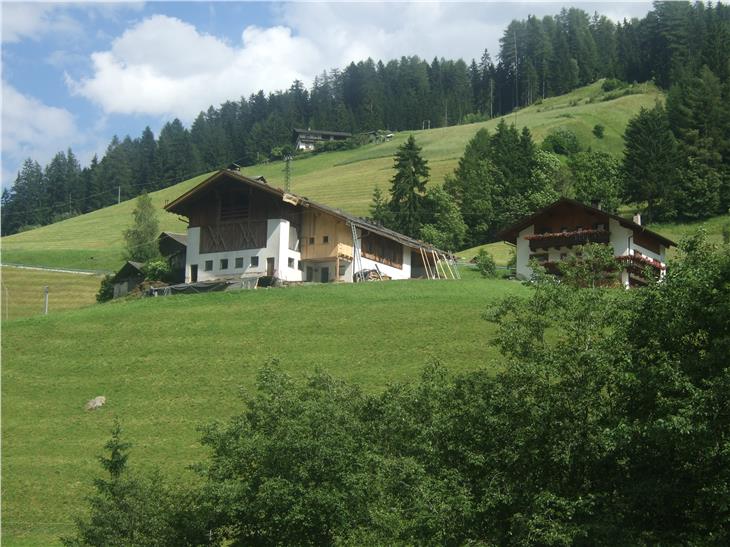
300, 241, 353, 261
525, 229, 609, 251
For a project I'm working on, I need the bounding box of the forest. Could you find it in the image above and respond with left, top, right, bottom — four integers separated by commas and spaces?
2, 1, 729, 235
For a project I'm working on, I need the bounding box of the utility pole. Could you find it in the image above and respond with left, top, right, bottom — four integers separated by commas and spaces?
117, 186, 121, 205
284, 155, 292, 192
43, 286, 49, 315
513, 28, 519, 126
489, 78, 494, 118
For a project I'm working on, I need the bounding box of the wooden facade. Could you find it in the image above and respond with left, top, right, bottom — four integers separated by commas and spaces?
299, 210, 353, 261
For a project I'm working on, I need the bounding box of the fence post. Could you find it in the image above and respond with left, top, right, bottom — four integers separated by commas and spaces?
43, 286, 49, 315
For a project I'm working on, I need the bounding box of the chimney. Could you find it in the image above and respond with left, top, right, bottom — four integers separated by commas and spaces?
633, 212, 642, 226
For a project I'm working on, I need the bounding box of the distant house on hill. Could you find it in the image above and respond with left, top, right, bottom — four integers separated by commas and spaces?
164, 169, 453, 284
498, 198, 676, 287
111, 261, 145, 298
293, 128, 351, 151
157, 231, 187, 283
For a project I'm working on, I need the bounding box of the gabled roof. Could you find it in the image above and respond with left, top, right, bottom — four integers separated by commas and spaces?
158, 231, 187, 246
164, 169, 442, 253
293, 128, 352, 138
112, 261, 144, 282
497, 197, 676, 248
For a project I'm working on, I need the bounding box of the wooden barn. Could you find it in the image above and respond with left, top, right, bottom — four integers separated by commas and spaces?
164, 169, 455, 284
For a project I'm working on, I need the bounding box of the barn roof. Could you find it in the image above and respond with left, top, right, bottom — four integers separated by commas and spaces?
112, 261, 144, 282
164, 169, 443, 253
293, 128, 352, 139
497, 197, 676, 248
158, 231, 187, 246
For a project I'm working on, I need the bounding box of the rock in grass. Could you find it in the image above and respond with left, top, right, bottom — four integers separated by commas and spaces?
85, 396, 106, 411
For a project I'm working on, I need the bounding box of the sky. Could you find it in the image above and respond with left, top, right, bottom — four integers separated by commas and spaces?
1, 1, 653, 190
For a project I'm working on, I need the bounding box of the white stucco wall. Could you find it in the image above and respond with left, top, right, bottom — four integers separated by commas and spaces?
185, 219, 303, 283
609, 218, 632, 257
359, 244, 412, 280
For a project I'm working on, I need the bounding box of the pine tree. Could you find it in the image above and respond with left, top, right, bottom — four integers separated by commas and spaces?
387, 135, 430, 237
623, 104, 681, 220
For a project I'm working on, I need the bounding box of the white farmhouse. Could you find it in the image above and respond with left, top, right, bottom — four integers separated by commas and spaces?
499, 198, 676, 287
164, 169, 451, 284
293, 128, 352, 152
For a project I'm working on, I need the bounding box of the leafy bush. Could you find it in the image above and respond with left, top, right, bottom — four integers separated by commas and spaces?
723, 222, 730, 244
50, 210, 80, 224
601, 78, 627, 92
142, 260, 172, 282
68, 237, 730, 545
462, 112, 490, 124
313, 137, 362, 154
541, 129, 581, 155
593, 124, 605, 138
16, 224, 41, 233
474, 249, 497, 278
96, 275, 114, 303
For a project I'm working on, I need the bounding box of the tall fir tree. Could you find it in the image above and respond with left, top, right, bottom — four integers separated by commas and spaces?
387, 135, 430, 237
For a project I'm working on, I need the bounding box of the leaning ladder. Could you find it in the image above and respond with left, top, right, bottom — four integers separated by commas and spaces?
350, 223, 364, 281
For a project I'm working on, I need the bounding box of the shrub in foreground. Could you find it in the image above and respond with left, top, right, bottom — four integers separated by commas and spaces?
67, 235, 730, 545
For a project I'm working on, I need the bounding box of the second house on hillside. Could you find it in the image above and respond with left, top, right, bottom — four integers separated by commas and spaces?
163, 169, 452, 284
499, 197, 676, 287
293, 128, 352, 151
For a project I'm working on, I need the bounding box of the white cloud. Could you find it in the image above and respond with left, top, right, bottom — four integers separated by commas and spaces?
1, 3, 81, 43
67, 15, 320, 119
1, 83, 77, 186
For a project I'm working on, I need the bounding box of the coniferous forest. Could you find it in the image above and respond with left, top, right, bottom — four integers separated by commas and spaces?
2, 1, 729, 236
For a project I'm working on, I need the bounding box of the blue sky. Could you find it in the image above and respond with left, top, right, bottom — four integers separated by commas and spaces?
1, 1, 652, 189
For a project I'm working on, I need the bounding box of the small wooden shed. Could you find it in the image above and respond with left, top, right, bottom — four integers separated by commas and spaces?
112, 261, 145, 298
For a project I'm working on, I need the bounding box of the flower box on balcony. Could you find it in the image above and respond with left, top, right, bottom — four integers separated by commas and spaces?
524, 229, 609, 251
616, 253, 665, 271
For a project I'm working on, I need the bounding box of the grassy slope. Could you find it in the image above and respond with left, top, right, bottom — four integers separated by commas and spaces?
2, 277, 524, 546
0, 267, 103, 320
2, 81, 663, 272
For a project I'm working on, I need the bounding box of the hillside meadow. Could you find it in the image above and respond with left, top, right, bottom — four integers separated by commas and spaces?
1, 81, 662, 273
0, 267, 103, 320
2, 276, 525, 546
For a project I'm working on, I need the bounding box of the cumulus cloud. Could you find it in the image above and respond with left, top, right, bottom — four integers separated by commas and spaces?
1, 3, 81, 43
67, 15, 320, 119
1, 83, 77, 186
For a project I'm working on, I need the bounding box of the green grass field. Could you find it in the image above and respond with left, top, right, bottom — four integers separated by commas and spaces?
2, 277, 524, 546
1, 81, 663, 273
0, 267, 103, 320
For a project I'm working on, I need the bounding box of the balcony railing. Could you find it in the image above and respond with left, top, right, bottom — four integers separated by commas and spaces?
525, 229, 609, 251
616, 253, 665, 272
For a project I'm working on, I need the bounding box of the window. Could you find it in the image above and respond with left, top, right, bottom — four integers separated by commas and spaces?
298, 261, 304, 271
250, 256, 259, 267
220, 259, 228, 270
339, 262, 347, 276
235, 257, 244, 269
309, 237, 315, 245
288, 257, 295, 268
204, 260, 213, 271
322, 235, 329, 244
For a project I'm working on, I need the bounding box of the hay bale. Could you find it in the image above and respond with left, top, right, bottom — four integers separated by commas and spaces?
85, 396, 106, 411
